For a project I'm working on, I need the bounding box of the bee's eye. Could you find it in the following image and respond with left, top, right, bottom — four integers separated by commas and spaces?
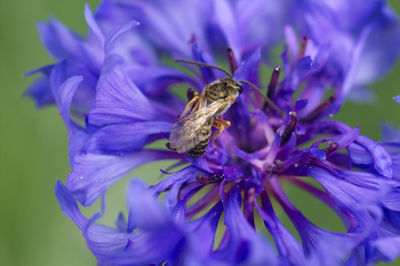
237, 85, 243, 94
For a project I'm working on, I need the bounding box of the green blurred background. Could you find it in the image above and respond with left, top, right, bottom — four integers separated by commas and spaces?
1, 1, 400, 265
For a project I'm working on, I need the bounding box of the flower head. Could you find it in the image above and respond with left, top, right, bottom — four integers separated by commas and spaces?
29, 0, 400, 265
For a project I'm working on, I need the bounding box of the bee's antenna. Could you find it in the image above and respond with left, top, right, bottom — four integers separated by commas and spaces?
175, 59, 232, 77
239, 80, 284, 116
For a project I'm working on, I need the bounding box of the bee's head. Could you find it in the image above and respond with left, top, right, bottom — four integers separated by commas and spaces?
224, 78, 243, 97
236, 83, 243, 94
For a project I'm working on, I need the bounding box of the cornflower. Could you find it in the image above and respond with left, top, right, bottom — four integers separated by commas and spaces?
28, 0, 400, 265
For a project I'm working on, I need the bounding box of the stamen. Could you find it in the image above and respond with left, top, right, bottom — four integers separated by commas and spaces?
323, 141, 339, 154
280, 111, 299, 146
300, 94, 336, 123
186, 88, 195, 101
267, 159, 284, 175
299, 36, 308, 58
196, 173, 224, 184
267, 66, 280, 99
227, 48, 238, 75
239, 80, 285, 116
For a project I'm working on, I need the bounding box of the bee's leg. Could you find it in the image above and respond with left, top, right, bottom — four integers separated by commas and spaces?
213, 118, 231, 137
179, 93, 199, 119
211, 118, 231, 146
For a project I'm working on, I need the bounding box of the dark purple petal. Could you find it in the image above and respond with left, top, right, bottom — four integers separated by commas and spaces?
255, 192, 305, 265
234, 48, 260, 82
151, 166, 202, 195
270, 177, 365, 265
56, 179, 185, 265
214, 186, 278, 265
184, 202, 223, 263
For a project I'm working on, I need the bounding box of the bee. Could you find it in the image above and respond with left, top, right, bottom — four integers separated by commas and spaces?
168, 59, 281, 158
168, 61, 242, 157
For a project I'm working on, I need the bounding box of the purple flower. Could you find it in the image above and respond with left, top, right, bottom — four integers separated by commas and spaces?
28, 0, 400, 265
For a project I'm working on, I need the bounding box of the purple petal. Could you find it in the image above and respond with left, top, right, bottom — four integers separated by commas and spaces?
86, 121, 173, 153
215, 186, 278, 264
68, 122, 90, 165
234, 48, 261, 82
394, 95, 400, 103
381, 124, 400, 142
84, 4, 105, 44
269, 177, 364, 265
125, 64, 200, 96
355, 135, 392, 177
52, 75, 83, 132
151, 166, 202, 195
67, 150, 180, 206
381, 190, 400, 211
340, 24, 372, 99
307, 166, 390, 210
354, 10, 400, 85
24, 64, 54, 107
127, 179, 174, 231
284, 25, 299, 62
104, 20, 140, 55
24, 76, 53, 107
56, 179, 184, 265
37, 18, 83, 60
255, 193, 305, 265
89, 68, 167, 126
212, 0, 241, 61
185, 202, 223, 262
372, 237, 400, 262
49, 60, 97, 112
54, 180, 86, 229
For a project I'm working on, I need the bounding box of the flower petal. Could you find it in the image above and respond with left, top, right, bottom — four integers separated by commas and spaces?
37, 18, 83, 60
84, 3, 105, 45
89, 68, 175, 126
372, 237, 400, 262
67, 150, 180, 206
350, 135, 393, 178
213, 186, 278, 265
86, 121, 172, 154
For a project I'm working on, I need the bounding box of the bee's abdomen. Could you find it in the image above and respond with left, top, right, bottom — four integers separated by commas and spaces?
187, 124, 211, 158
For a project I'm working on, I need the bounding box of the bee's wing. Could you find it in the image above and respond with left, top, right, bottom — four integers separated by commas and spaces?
169, 100, 226, 153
